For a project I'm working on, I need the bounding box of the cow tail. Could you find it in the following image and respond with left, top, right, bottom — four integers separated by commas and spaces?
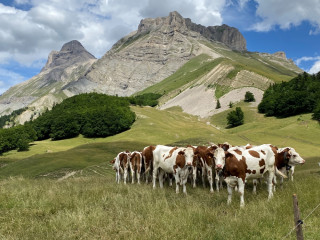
275, 167, 288, 178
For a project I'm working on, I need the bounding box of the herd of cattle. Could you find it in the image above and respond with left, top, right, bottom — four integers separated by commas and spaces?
110, 143, 305, 207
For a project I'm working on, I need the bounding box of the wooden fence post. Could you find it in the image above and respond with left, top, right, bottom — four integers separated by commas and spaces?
292, 194, 304, 240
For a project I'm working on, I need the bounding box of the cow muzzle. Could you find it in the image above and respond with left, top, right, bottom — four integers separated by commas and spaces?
216, 164, 223, 170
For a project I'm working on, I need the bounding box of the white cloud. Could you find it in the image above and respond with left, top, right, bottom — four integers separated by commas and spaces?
250, 0, 320, 32
309, 61, 320, 74
295, 56, 320, 74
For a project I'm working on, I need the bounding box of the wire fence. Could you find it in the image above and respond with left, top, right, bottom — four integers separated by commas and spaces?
281, 201, 320, 239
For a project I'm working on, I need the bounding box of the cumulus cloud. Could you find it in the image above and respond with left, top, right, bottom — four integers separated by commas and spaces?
309, 61, 320, 74
295, 56, 320, 74
250, 0, 320, 32
0, 0, 228, 68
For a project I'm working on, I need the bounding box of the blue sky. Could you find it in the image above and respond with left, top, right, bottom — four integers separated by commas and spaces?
0, 0, 319, 94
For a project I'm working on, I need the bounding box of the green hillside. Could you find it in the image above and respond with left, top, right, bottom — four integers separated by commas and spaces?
0, 105, 319, 239
1, 104, 319, 177
138, 43, 300, 104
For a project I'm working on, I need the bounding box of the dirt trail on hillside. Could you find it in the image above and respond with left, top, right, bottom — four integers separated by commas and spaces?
159, 86, 263, 118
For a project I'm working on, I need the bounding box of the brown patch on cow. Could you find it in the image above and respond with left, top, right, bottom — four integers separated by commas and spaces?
119, 152, 129, 169
252, 170, 256, 174
130, 152, 142, 172
260, 167, 265, 174
142, 145, 155, 172
196, 146, 214, 167
175, 151, 186, 169
224, 152, 248, 182
275, 148, 291, 168
261, 150, 266, 155
245, 145, 253, 149
164, 147, 178, 161
234, 149, 242, 155
259, 159, 265, 167
249, 150, 260, 158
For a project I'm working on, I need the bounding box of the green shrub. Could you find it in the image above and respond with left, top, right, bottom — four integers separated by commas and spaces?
244, 91, 255, 102
227, 107, 244, 128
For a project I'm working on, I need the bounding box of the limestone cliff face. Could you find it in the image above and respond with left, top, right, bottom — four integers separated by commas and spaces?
64, 11, 245, 96
138, 11, 246, 51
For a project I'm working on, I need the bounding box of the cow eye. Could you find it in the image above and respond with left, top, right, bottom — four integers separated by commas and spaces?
293, 155, 297, 157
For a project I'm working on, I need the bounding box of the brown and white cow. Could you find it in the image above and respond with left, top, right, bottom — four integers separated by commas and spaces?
152, 145, 195, 194
193, 145, 216, 192
273, 147, 305, 189
214, 145, 287, 207
112, 150, 131, 184
129, 151, 143, 184
141, 145, 155, 183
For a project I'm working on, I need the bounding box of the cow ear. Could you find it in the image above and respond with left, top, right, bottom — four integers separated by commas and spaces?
110, 159, 115, 164
178, 151, 185, 155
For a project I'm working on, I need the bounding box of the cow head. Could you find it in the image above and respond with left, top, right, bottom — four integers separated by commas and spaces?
286, 148, 305, 165
214, 147, 226, 170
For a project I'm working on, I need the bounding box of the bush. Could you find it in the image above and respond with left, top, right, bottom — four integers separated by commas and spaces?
258, 72, 320, 118
244, 91, 255, 102
227, 107, 244, 128
216, 99, 221, 109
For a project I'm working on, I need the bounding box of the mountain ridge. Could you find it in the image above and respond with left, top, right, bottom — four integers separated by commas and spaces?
0, 11, 302, 125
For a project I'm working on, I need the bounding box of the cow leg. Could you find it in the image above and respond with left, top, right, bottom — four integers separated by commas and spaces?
137, 164, 141, 185
159, 169, 165, 188
207, 168, 214, 193
219, 176, 223, 189
215, 170, 220, 192
253, 179, 257, 195
145, 170, 149, 184
168, 174, 173, 187
175, 173, 180, 194
116, 170, 119, 183
192, 166, 197, 188
152, 166, 158, 189
202, 167, 206, 188
123, 168, 128, 184
267, 172, 274, 200
131, 165, 135, 184
238, 178, 245, 208
182, 177, 188, 195
227, 184, 233, 205
290, 166, 295, 181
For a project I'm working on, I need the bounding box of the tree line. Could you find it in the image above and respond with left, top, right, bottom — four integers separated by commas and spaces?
0, 93, 161, 154
258, 71, 320, 120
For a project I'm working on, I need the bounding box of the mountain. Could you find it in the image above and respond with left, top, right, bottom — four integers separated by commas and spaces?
62, 11, 247, 96
0, 11, 302, 125
0, 40, 96, 124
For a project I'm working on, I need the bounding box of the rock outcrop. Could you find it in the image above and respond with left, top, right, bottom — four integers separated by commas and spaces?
0, 40, 96, 117
138, 11, 246, 51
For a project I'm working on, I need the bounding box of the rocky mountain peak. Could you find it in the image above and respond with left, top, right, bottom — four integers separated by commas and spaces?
41, 40, 96, 73
272, 51, 287, 60
60, 40, 86, 53
138, 11, 246, 51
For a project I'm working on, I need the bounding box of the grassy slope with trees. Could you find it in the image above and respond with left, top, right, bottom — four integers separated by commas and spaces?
0, 104, 319, 239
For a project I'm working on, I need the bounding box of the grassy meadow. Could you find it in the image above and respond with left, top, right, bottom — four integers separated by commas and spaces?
1, 104, 320, 239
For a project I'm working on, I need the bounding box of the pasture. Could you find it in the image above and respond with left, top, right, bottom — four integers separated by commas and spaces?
0, 103, 320, 239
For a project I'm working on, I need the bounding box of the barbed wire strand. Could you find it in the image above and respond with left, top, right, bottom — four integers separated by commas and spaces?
281, 201, 320, 239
